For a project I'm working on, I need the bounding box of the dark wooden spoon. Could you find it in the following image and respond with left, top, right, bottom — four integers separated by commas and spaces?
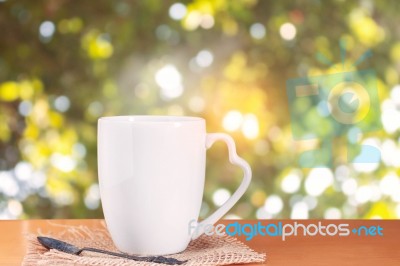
37, 236, 187, 265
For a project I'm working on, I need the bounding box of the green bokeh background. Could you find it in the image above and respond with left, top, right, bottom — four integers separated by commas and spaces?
1, 0, 400, 220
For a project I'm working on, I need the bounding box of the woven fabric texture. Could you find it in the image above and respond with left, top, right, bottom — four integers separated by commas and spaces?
22, 222, 266, 266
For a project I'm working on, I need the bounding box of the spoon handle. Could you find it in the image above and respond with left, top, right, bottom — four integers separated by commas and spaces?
80, 247, 187, 265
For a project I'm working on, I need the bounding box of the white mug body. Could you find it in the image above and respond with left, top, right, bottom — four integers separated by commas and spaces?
98, 116, 206, 255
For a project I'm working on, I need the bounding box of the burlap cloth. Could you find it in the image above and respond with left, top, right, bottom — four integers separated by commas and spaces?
22, 221, 266, 266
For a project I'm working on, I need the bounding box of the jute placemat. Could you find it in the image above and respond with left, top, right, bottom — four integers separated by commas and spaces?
22, 221, 266, 266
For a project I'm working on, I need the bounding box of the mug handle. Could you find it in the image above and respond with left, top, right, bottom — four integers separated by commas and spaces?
191, 133, 252, 240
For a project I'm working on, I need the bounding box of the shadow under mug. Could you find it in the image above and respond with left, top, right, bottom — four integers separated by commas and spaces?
98, 116, 251, 255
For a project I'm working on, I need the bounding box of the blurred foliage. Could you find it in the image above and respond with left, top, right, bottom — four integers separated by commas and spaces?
1, 0, 400, 220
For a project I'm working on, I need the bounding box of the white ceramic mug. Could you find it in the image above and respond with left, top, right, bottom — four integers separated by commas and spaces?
98, 116, 251, 255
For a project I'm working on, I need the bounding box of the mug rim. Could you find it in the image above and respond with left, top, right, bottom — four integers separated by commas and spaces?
98, 115, 204, 123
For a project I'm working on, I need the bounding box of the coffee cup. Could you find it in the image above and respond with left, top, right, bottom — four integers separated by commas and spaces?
98, 116, 251, 255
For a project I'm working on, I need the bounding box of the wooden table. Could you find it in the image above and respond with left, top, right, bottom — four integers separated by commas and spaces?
0, 219, 399, 265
